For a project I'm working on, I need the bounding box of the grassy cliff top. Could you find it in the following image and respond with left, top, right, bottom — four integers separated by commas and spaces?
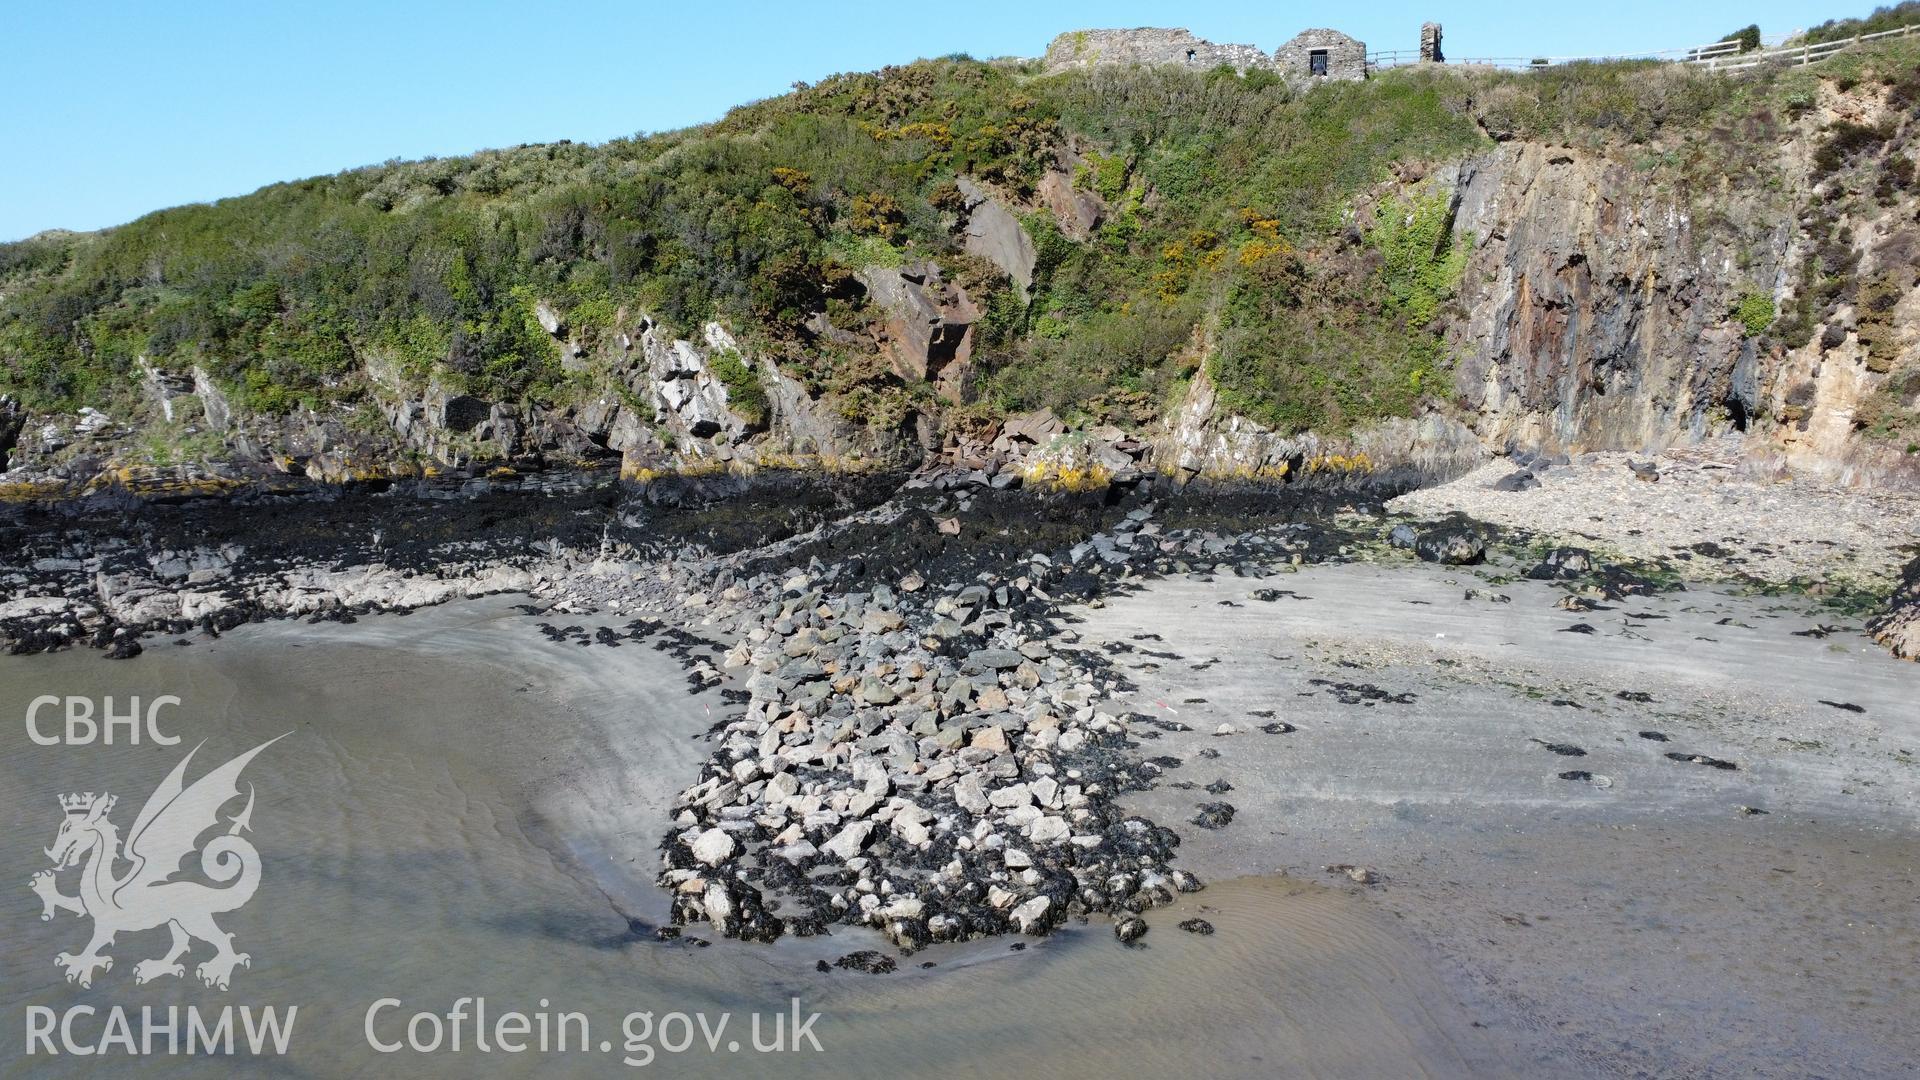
4, 38, 1915, 439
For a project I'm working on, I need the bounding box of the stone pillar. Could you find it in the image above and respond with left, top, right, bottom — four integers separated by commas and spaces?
1420, 22, 1444, 63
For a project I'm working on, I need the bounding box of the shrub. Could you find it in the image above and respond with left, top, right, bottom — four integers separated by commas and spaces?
1814, 120, 1891, 176
709, 349, 770, 428
1734, 291, 1776, 335
1802, 2, 1920, 46
1720, 25, 1763, 53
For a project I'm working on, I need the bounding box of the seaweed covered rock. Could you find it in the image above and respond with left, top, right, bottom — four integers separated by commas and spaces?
1870, 554, 1920, 660
1414, 528, 1485, 565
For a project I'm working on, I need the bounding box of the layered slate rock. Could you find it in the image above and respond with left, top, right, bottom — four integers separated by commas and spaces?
857, 261, 981, 402
956, 177, 1039, 297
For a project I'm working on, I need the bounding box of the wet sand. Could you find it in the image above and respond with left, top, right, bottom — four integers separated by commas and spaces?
1078, 562, 1920, 1077
2, 599, 1506, 1078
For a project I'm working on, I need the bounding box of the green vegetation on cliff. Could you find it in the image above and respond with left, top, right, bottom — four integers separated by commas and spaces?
3, 33, 1918, 444
1801, 1, 1920, 45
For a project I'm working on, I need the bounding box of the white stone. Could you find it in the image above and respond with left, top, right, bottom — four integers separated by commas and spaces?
689, 828, 735, 867
851, 756, 890, 798
821, 820, 873, 861
701, 881, 733, 924
1011, 895, 1053, 933
953, 774, 990, 814
1028, 816, 1070, 844
1031, 776, 1061, 808
988, 782, 1033, 809
881, 897, 924, 919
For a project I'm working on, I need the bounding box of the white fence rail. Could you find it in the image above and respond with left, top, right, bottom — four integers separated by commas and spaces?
1367, 23, 1917, 74
1698, 23, 1920, 70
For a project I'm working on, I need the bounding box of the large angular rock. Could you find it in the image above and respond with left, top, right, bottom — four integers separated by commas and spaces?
1002, 408, 1065, 445
953, 774, 989, 814
689, 828, 735, 867
956, 177, 1038, 296
821, 820, 874, 861
1028, 816, 1070, 844
1870, 554, 1920, 661
856, 262, 979, 400
1010, 894, 1053, 934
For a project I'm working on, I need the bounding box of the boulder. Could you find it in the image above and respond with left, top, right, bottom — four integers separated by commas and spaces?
1010, 894, 1054, 934
969, 726, 1009, 753
821, 820, 874, 861
1413, 529, 1486, 565
953, 774, 990, 814
1028, 816, 1070, 844
1002, 408, 1066, 445
1526, 546, 1593, 580
691, 822, 733, 864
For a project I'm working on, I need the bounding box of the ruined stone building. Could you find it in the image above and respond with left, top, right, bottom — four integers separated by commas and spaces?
1041, 26, 1371, 85
1039, 28, 1275, 74
1271, 29, 1368, 81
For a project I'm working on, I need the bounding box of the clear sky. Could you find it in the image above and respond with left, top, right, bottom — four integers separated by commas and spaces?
0, 0, 1857, 240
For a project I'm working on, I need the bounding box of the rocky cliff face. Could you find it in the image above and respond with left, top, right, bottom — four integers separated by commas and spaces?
0, 309, 902, 499
1156, 366, 1484, 486
1437, 142, 1786, 455
1429, 80, 1920, 488
1138, 78, 1920, 489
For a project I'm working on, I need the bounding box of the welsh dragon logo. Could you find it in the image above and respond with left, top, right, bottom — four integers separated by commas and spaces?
29, 735, 287, 990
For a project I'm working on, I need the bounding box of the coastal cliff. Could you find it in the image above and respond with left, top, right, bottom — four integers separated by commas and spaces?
4, 33, 1919, 499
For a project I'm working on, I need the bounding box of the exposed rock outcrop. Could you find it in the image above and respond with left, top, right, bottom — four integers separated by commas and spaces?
858, 262, 980, 402
1159, 366, 1484, 487
1440, 144, 1793, 456
956, 177, 1038, 297
1, 307, 903, 500
1870, 554, 1920, 660
0, 395, 23, 472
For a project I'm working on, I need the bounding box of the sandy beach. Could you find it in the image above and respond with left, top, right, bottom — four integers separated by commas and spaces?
1078, 561, 1920, 1076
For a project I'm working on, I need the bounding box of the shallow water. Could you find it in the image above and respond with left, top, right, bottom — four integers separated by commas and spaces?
0, 600, 1501, 1077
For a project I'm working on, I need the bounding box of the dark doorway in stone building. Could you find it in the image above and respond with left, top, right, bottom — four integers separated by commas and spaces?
1308, 49, 1329, 76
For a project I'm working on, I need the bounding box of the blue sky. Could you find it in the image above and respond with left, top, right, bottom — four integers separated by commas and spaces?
0, 0, 1856, 240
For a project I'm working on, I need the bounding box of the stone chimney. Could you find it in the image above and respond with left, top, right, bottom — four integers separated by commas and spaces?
1420, 22, 1444, 63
